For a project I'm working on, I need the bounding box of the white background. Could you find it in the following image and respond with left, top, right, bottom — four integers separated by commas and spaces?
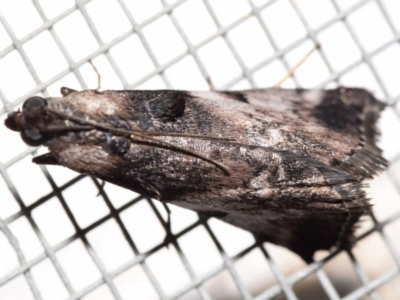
0, 0, 400, 299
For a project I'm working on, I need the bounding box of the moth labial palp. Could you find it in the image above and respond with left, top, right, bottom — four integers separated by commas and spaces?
4, 86, 388, 262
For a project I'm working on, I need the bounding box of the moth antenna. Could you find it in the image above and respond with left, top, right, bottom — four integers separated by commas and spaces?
161, 203, 174, 247
46, 108, 235, 142
45, 108, 231, 175
141, 131, 235, 142
206, 76, 216, 91
274, 43, 321, 87
41, 124, 94, 132
130, 135, 231, 176
46, 108, 131, 137
88, 59, 101, 90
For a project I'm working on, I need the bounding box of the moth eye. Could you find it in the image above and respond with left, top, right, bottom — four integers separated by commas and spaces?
23, 96, 47, 110
21, 129, 48, 146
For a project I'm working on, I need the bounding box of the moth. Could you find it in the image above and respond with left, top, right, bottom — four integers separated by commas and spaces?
4, 86, 387, 262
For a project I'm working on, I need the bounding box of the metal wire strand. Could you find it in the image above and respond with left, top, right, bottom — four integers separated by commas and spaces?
0, 0, 399, 299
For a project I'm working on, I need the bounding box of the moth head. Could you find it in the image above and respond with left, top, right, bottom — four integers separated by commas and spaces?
4, 88, 136, 171
4, 87, 128, 146
5, 96, 51, 146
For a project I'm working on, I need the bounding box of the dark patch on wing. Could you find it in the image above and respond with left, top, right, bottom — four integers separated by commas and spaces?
287, 211, 351, 263
313, 88, 363, 133
121, 89, 192, 102
313, 88, 388, 179
221, 91, 249, 103
312, 88, 385, 135
120, 89, 193, 129
148, 91, 186, 119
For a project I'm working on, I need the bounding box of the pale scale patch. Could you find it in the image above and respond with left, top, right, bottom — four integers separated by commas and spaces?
78, 94, 118, 115
189, 91, 228, 102
302, 90, 325, 106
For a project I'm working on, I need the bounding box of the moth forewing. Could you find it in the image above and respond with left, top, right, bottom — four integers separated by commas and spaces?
4, 87, 387, 262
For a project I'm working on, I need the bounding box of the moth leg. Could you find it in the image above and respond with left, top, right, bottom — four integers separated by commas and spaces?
96, 180, 106, 197
162, 203, 174, 247
274, 43, 321, 87
206, 76, 216, 91
32, 152, 62, 165
88, 59, 101, 90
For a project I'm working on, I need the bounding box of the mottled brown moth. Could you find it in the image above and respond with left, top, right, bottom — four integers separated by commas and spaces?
4, 86, 387, 262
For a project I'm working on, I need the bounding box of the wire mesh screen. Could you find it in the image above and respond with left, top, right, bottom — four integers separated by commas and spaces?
1, 0, 400, 299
